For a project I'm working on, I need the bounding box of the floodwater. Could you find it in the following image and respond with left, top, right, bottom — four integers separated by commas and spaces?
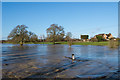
1, 43, 119, 79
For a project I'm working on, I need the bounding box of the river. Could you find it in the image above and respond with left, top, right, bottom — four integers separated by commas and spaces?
1, 43, 119, 79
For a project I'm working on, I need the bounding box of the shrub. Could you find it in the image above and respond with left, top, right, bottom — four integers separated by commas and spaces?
108, 39, 118, 48
96, 35, 104, 42
90, 38, 98, 42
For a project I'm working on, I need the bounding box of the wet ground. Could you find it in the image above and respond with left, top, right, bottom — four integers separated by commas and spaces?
1, 44, 119, 79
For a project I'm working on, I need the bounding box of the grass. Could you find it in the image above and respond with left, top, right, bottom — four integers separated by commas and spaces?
25, 42, 54, 44
30, 41, 108, 46
73, 42, 108, 46
2, 41, 109, 46
55, 42, 108, 46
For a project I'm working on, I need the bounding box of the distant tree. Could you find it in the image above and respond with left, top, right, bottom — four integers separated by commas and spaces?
39, 34, 45, 43
108, 39, 118, 48
39, 35, 42, 42
30, 34, 38, 42
29, 31, 33, 41
96, 35, 103, 42
65, 32, 72, 41
8, 25, 38, 46
46, 24, 65, 44
42, 34, 45, 44
28, 31, 38, 42
8, 25, 29, 46
90, 38, 98, 42
65, 32, 73, 47
29, 31, 34, 38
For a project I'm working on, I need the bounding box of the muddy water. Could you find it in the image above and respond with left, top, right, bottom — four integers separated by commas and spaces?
2, 43, 119, 79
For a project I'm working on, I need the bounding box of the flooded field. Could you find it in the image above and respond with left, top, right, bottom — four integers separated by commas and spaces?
1, 43, 119, 79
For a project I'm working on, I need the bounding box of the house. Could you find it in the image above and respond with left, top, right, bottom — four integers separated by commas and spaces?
94, 33, 113, 40
80, 35, 89, 42
106, 33, 114, 40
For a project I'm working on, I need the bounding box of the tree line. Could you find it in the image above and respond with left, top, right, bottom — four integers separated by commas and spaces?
8, 24, 119, 47
7, 24, 72, 46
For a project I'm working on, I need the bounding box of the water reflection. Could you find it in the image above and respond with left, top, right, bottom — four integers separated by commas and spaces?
2, 44, 39, 63
2, 44, 118, 78
2, 44, 118, 63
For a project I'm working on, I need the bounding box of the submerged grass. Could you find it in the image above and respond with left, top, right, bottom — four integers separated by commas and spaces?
108, 39, 119, 48
25, 42, 54, 44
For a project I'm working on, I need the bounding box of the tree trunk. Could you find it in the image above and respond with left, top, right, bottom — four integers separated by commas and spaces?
53, 30, 56, 45
20, 41, 23, 46
20, 43, 23, 46
53, 40, 55, 45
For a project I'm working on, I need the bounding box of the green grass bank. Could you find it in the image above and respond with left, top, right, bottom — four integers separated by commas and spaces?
24, 41, 109, 46
2, 41, 112, 46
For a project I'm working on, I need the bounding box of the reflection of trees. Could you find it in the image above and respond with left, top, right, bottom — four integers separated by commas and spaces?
45, 45, 66, 63
79, 46, 90, 57
88, 46, 107, 58
46, 45, 65, 54
67, 47, 74, 56
4, 45, 39, 61
78, 45, 106, 58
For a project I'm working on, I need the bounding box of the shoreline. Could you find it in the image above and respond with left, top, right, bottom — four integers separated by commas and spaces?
2, 41, 109, 46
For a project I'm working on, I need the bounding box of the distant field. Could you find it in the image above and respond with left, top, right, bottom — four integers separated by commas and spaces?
25, 41, 109, 46
2, 41, 109, 46
73, 42, 108, 46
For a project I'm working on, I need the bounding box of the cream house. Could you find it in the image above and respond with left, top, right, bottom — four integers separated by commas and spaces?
94, 33, 113, 40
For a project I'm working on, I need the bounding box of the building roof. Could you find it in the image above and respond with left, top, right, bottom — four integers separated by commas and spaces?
95, 33, 112, 37
106, 33, 111, 37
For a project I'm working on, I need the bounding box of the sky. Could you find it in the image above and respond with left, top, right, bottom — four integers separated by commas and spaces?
1, 0, 120, 2
2, 2, 118, 40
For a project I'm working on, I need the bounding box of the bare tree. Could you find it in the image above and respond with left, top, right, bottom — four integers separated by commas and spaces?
8, 25, 29, 46
65, 32, 73, 47
65, 32, 72, 41
8, 25, 38, 46
39, 35, 42, 42
30, 34, 38, 42
42, 34, 45, 44
46, 24, 65, 44
39, 34, 45, 44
